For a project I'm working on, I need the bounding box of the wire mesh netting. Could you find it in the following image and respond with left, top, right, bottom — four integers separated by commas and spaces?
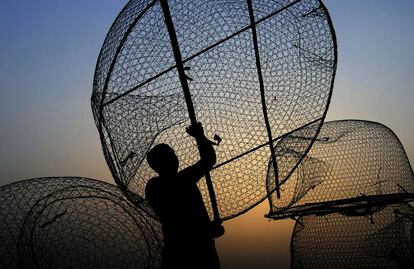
266, 120, 414, 219
0, 177, 162, 269
290, 203, 414, 269
92, 0, 337, 220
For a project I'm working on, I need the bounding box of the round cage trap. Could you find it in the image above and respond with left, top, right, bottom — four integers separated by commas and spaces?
92, 0, 337, 220
290, 203, 414, 269
266, 120, 414, 219
0, 177, 162, 269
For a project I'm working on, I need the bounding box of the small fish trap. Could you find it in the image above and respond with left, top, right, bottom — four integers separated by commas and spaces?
0, 177, 108, 269
0, 177, 162, 269
266, 120, 414, 219
290, 203, 414, 269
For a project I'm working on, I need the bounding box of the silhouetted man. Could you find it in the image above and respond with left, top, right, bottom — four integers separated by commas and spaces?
145, 123, 221, 269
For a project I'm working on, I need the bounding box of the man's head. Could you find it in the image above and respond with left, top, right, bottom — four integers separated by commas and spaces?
147, 144, 179, 175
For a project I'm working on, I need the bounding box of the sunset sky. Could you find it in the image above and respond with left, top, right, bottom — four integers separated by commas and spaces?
0, 1, 413, 268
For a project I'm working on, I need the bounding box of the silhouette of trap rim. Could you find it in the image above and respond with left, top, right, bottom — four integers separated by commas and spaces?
266, 193, 414, 220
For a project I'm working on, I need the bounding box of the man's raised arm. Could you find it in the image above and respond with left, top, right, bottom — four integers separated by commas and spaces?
181, 122, 216, 181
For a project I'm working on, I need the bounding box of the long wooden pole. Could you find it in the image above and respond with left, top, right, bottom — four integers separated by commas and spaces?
247, 0, 281, 198
160, 0, 221, 222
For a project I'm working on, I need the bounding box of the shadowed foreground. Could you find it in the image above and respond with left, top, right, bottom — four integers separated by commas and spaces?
0, 177, 162, 269
291, 203, 414, 268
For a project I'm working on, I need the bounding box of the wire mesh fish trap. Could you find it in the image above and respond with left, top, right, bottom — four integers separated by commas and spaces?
0, 177, 104, 269
91, 0, 337, 220
290, 203, 414, 269
0, 177, 162, 269
266, 120, 414, 219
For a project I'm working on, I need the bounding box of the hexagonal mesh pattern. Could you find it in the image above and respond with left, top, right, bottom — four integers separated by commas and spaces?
92, 0, 337, 220
0, 177, 162, 269
267, 120, 414, 219
291, 203, 414, 268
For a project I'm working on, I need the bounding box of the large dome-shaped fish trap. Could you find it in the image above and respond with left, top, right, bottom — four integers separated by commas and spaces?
91, 0, 337, 220
0, 177, 162, 269
290, 203, 414, 269
266, 120, 414, 219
